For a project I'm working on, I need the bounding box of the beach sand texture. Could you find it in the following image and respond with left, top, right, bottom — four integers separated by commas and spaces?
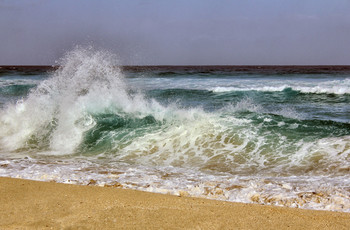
1, 177, 350, 229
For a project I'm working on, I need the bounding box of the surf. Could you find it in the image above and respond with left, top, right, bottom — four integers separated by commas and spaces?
1, 48, 350, 212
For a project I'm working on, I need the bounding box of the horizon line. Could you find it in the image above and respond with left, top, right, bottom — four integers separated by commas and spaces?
1, 64, 350, 68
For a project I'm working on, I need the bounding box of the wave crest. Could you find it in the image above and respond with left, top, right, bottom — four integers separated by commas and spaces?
0, 48, 144, 153
211, 79, 350, 95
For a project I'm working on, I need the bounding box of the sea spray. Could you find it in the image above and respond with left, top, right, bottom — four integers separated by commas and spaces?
0, 48, 132, 153
0, 47, 206, 154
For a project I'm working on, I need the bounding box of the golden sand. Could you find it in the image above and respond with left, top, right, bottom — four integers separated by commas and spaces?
0, 177, 349, 229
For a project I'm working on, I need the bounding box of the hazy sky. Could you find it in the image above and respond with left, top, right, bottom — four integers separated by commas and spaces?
1, 0, 350, 65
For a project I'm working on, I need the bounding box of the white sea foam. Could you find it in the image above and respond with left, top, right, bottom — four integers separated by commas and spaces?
210, 79, 350, 95
289, 135, 350, 174
1, 154, 350, 212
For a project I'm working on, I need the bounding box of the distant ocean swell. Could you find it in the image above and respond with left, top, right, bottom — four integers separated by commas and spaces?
0, 48, 350, 212
211, 83, 350, 95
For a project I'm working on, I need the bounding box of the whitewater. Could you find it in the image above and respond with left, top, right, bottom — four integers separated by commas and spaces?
1, 48, 350, 212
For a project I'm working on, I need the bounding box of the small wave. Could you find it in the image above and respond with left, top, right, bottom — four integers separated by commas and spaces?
295, 85, 350, 95
211, 80, 350, 95
211, 86, 287, 93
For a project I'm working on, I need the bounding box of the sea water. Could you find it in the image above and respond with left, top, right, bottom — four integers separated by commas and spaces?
1, 48, 350, 212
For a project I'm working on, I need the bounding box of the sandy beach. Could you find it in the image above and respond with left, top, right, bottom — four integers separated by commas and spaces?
0, 177, 349, 229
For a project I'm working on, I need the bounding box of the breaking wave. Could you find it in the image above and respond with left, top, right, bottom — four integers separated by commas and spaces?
211, 79, 350, 95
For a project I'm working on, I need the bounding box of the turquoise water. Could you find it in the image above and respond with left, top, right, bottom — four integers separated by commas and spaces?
1, 48, 350, 212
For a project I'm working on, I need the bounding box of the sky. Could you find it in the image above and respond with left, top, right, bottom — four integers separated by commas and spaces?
0, 0, 350, 65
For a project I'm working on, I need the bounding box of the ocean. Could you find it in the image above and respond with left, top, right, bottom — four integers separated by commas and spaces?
1, 48, 350, 212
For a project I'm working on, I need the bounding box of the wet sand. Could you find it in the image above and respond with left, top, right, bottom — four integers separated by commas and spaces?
1, 177, 349, 229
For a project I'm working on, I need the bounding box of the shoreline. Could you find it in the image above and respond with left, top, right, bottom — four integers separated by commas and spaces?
1, 177, 350, 229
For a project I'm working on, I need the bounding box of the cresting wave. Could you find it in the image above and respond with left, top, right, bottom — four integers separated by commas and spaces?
211, 79, 350, 95
0, 48, 183, 154
1, 48, 350, 212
